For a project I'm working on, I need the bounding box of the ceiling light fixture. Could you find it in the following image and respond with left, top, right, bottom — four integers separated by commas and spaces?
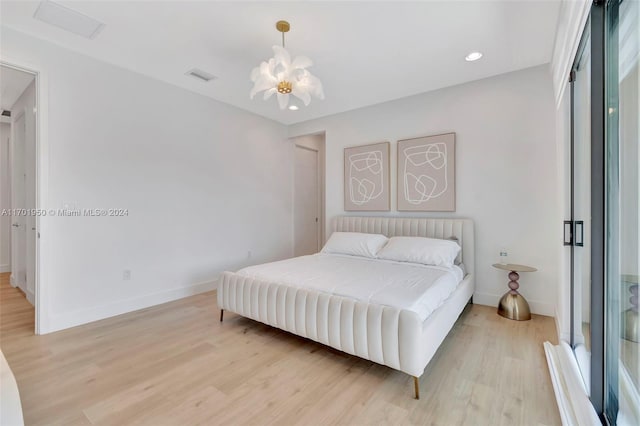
250, 20, 324, 110
288, 105, 299, 111
465, 52, 483, 62
33, 0, 104, 39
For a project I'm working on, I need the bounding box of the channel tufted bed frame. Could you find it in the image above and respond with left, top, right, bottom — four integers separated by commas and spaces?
217, 216, 475, 399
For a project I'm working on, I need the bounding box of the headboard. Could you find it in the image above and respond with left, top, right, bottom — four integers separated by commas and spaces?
332, 216, 475, 277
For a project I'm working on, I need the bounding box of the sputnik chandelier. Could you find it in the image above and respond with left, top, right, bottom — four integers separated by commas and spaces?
250, 20, 324, 110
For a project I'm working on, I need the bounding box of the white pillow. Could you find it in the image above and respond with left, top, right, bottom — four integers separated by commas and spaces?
376, 236, 461, 267
447, 236, 463, 265
321, 232, 389, 258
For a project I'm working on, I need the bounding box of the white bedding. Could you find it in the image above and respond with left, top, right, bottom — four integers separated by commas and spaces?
236, 253, 464, 322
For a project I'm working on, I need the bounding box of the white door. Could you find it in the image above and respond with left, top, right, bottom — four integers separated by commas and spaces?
10, 112, 27, 293
24, 104, 36, 298
294, 146, 320, 256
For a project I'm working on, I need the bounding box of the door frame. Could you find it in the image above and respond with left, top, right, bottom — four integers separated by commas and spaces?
566, 2, 607, 417
1, 58, 50, 335
588, 2, 605, 416
568, 20, 590, 359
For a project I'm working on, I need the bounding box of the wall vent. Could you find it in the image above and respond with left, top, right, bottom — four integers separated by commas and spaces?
185, 68, 217, 83
1, 110, 11, 117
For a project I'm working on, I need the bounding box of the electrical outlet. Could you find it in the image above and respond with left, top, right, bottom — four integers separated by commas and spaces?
499, 249, 508, 265
122, 270, 131, 280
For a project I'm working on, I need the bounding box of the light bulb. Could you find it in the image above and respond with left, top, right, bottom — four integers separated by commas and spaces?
465, 52, 483, 62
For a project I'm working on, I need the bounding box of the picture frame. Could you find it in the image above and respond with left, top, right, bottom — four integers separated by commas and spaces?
397, 133, 455, 211
344, 141, 390, 211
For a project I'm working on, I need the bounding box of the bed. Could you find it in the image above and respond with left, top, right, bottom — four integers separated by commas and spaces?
217, 216, 475, 399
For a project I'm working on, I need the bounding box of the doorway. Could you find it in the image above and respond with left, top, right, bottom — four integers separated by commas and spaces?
292, 134, 325, 257
1, 64, 38, 311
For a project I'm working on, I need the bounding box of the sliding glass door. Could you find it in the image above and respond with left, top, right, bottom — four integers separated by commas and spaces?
570, 1, 639, 423
605, 0, 639, 423
572, 26, 592, 391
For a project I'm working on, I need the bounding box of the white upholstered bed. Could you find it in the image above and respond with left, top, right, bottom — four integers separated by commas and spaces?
217, 216, 475, 398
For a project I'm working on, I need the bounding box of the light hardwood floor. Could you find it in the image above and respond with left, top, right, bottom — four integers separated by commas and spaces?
0, 272, 560, 425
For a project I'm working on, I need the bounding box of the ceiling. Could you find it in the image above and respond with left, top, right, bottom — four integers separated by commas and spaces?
0, 65, 35, 112
0, 1, 561, 125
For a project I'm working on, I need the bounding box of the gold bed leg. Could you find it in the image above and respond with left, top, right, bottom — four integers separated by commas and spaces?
413, 376, 420, 400
220, 309, 224, 322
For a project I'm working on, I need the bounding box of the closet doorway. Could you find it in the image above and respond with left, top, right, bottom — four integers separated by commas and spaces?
292, 134, 325, 257
1, 62, 41, 333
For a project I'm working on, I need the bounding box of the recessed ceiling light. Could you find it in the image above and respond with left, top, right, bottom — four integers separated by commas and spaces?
33, 0, 104, 39
288, 105, 299, 111
465, 52, 483, 62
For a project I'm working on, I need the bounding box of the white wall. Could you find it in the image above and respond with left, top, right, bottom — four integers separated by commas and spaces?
289, 65, 558, 316
1, 27, 292, 333
0, 123, 10, 273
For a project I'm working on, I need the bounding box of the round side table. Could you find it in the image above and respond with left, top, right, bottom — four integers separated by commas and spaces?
492, 263, 537, 321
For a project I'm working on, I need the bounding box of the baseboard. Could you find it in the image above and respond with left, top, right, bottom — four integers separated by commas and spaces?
9, 273, 15, 287
473, 292, 555, 317
554, 311, 561, 342
554, 306, 571, 343
25, 289, 35, 306
45, 279, 218, 334
0, 264, 10, 273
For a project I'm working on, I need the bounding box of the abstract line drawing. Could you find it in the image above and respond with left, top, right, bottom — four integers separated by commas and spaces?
344, 142, 390, 211
403, 143, 448, 204
398, 133, 455, 211
348, 151, 383, 205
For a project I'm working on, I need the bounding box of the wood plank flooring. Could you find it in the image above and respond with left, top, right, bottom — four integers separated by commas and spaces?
0, 272, 561, 425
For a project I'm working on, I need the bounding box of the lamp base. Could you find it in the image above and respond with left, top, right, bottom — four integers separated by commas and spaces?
498, 292, 531, 321
622, 309, 639, 343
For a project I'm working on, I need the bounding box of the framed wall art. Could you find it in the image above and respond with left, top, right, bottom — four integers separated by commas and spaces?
344, 141, 390, 211
397, 133, 455, 211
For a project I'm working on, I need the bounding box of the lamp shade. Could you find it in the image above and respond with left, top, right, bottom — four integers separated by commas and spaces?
250, 45, 324, 109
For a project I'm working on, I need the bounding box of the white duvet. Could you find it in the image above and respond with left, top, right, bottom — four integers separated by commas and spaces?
236, 253, 464, 322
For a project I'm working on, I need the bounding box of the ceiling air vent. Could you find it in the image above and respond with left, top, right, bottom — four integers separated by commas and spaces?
1, 110, 11, 117
185, 68, 216, 83
34, 0, 105, 39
